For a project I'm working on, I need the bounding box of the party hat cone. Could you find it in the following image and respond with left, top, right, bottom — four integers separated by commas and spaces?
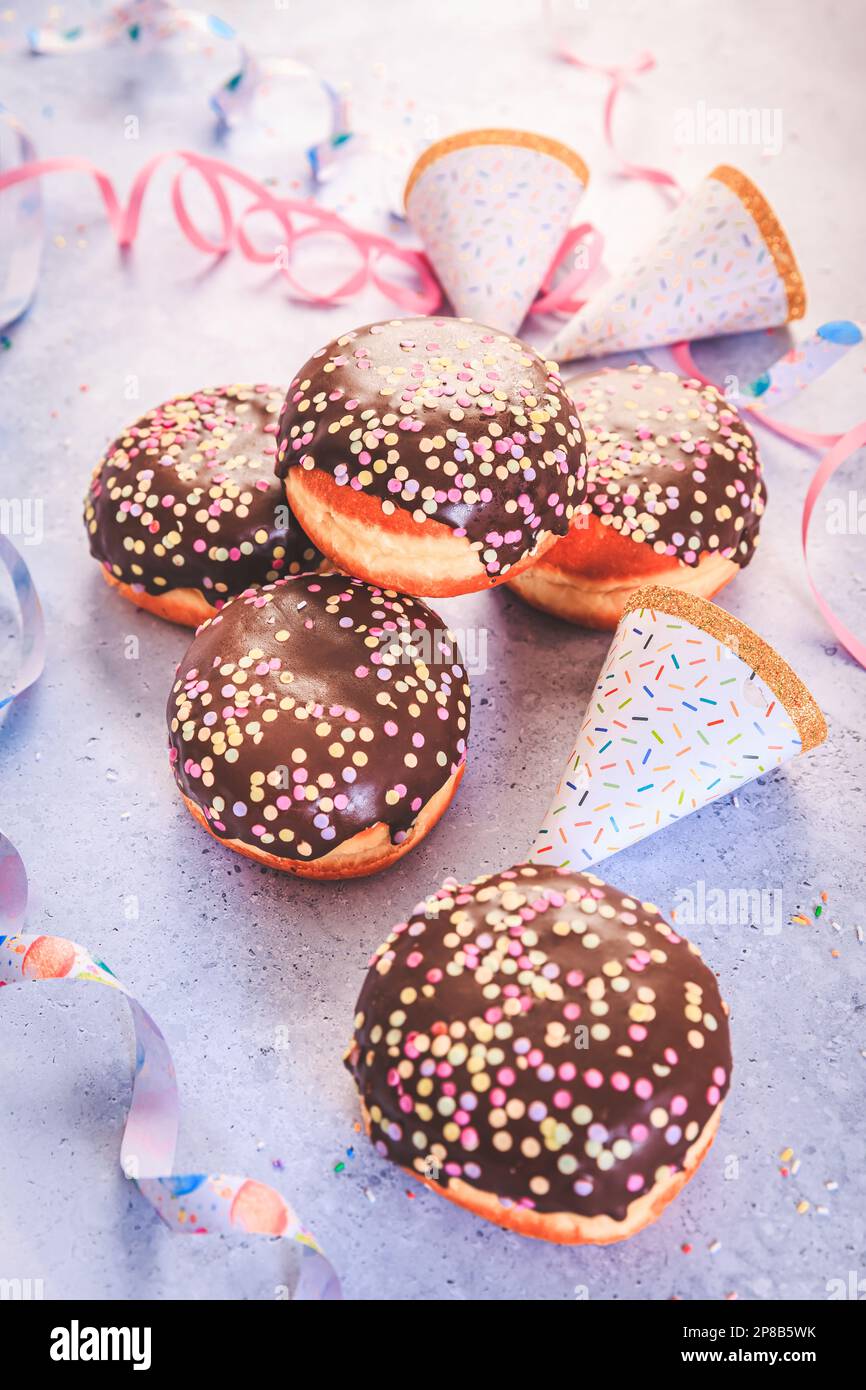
531, 585, 826, 869
548, 165, 806, 362
405, 128, 588, 334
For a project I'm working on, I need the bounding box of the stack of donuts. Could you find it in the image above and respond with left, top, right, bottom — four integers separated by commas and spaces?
84, 312, 753, 1243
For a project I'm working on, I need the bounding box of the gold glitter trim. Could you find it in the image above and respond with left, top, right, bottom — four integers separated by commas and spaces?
404, 129, 589, 207
623, 585, 827, 753
710, 165, 806, 323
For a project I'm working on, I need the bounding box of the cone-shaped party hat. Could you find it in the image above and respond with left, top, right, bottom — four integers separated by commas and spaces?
405, 128, 589, 335
547, 165, 806, 362
531, 585, 826, 869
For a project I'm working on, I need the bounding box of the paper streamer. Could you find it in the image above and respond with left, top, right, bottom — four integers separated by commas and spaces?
0, 827, 340, 1300
0, 104, 43, 328
743, 320, 863, 406
0, 144, 441, 330
531, 585, 827, 869
0, 540, 338, 1295
544, 5, 682, 204
669, 341, 866, 670
27, 0, 352, 182
0, 536, 46, 712
529, 221, 606, 318
0, 134, 603, 333
218, 53, 352, 182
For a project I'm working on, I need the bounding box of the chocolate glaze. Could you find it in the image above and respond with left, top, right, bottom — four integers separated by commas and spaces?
85, 385, 322, 604
276, 317, 587, 579
347, 863, 731, 1221
566, 364, 765, 566
167, 574, 470, 862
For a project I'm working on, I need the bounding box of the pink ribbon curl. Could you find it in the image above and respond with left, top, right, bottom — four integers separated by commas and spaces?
0, 147, 442, 314
0, 143, 608, 326
0, 145, 604, 322
549, 25, 683, 204
530, 222, 606, 318
671, 341, 866, 670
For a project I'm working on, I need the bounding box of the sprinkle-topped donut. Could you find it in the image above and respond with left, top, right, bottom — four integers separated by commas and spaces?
85, 385, 322, 626
166, 573, 471, 879
572, 364, 765, 566
507, 364, 766, 629
346, 862, 732, 1242
275, 317, 587, 597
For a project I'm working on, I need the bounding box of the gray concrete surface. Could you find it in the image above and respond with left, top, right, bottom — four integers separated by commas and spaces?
0, 0, 864, 1300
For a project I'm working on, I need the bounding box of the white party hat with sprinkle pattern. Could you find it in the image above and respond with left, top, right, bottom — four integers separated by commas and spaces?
405, 128, 589, 335
531, 586, 826, 870
547, 165, 806, 362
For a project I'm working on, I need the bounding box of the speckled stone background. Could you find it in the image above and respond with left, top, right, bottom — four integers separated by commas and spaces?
0, 0, 864, 1301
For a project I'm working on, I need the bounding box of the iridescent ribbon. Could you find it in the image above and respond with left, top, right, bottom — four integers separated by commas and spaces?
216, 53, 352, 182
0, 828, 340, 1300
0, 534, 337, 1294
0, 536, 45, 712
27, 0, 352, 182
742, 320, 863, 406
669, 339, 866, 670
0, 104, 43, 327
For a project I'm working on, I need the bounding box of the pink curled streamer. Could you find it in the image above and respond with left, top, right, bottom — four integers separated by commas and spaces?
530, 222, 606, 318
546, 9, 683, 204
0, 144, 603, 323
670, 341, 866, 670
0, 148, 442, 314
0, 144, 604, 321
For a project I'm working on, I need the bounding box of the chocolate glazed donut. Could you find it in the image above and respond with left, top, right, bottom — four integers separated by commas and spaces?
167, 574, 471, 879
275, 317, 587, 598
85, 384, 323, 627
346, 863, 732, 1242
508, 364, 766, 629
